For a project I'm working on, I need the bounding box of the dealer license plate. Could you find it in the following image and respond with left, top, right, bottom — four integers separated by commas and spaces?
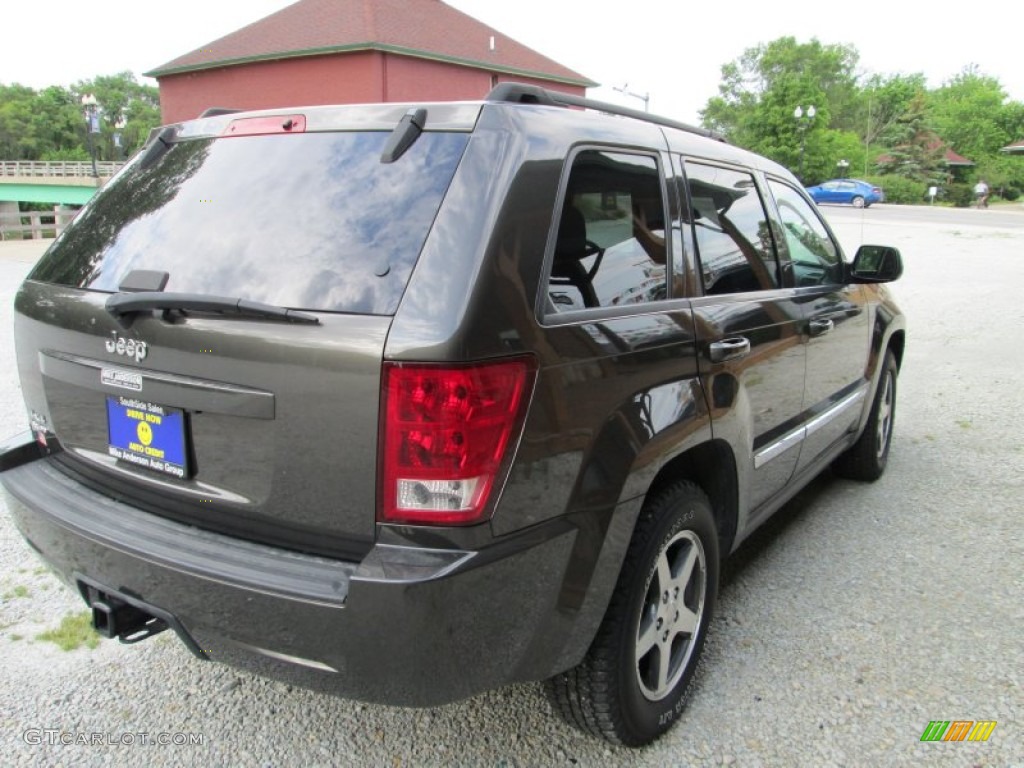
106, 397, 188, 479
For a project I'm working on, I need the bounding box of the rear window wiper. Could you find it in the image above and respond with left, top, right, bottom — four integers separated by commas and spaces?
106, 291, 320, 327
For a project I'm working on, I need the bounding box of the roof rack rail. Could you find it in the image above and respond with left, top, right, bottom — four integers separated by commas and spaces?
485, 83, 727, 144
199, 107, 242, 118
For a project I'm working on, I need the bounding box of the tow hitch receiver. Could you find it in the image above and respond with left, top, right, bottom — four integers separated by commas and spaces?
76, 575, 206, 658
91, 597, 168, 644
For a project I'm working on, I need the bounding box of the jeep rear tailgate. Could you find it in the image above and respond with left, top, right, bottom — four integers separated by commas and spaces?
12, 117, 470, 557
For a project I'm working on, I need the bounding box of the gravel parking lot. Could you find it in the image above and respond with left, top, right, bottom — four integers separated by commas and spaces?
1, 205, 1021, 767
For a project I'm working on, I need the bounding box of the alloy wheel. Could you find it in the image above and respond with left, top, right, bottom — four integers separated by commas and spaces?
876, 370, 894, 459
635, 530, 707, 701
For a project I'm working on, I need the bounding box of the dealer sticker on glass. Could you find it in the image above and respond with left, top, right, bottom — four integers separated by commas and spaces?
106, 396, 188, 478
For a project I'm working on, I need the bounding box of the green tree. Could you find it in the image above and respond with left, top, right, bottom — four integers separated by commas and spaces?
875, 93, 945, 182
700, 37, 862, 183
702, 37, 859, 139
31, 86, 83, 157
975, 154, 1024, 198
858, 73, 927, 171
928, 67, 1014, 162
0, 84, 40, 159
818, 130, 867, 181
1, 74, 161, 162
699, 41, 1024, 197
73, 72, 161, 160
995, 101, 1024, 148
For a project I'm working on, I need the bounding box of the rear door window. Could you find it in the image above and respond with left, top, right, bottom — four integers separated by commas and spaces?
29, 131, 469, 315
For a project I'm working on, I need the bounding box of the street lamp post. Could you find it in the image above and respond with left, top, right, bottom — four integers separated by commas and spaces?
613, 83, 650, 113
793, 105, 816, 183
81, 94, 100, 178
113, 116, 127, 160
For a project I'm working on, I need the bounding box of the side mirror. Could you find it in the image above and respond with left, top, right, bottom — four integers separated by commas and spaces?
850, 245, 903, 283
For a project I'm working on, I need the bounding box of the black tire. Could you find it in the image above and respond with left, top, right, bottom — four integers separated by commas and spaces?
833, 350, 898, 481
545, 481, 719, 746
851, 195, 865, 208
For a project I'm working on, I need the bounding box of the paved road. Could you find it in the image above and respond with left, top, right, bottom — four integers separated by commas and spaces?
0, 206, 1021, 766
817, 200, 1024, 231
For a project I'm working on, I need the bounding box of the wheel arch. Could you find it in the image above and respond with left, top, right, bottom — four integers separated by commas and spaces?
541, 436, 740, 680
887, 329, 906, 371
644, 439, 739, 557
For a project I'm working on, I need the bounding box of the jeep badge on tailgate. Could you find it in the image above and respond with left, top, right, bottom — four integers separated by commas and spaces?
105, 331, 147, 362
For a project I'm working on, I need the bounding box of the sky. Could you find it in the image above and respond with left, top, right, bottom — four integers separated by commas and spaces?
2, 0, 1022, 125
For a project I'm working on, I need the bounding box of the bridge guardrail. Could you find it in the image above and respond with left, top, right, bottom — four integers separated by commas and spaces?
1, 160, 125, 178
0, 209, 77, 240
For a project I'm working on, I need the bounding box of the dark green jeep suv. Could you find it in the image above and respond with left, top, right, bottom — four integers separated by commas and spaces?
0, 84, 904, 746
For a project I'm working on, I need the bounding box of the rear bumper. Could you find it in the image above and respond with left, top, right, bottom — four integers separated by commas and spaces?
0, 446, 585, 707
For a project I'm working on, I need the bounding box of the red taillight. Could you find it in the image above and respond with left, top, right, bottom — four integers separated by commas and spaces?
379, 358, 535, 525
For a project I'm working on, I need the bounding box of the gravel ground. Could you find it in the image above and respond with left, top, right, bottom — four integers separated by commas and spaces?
1, 206, 1021, 767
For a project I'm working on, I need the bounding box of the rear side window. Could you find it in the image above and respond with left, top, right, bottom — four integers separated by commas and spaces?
548, 150, 667, 311
30, 131, 469, 315
685, 162, 779, 295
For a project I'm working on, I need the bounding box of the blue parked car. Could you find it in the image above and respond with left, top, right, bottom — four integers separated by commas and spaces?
806, 179, 884, 208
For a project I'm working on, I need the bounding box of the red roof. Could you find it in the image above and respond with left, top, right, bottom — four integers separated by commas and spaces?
1002, 140, 1024, 154
942, 147, 973, 166
146, 0, 595, 87
876, 138, 974, 167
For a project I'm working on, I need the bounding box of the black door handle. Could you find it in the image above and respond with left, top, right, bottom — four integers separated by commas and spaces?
809, 318, 834, 337
707, 337, 751, 363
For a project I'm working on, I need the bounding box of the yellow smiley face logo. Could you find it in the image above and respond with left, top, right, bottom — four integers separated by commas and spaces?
137, 421, 153, 446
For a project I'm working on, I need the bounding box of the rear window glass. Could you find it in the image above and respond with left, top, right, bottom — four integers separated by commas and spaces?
30, 131, 469, 315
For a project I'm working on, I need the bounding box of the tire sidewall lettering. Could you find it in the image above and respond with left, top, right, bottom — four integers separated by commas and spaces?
621, 498, 717, 741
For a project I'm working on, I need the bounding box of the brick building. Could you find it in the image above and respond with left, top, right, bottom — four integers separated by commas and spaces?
147, 0, 595, 124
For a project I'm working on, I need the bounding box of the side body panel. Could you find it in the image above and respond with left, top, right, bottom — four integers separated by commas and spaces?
689, 292, 805, 515
796, 283, 871, 470
384, 107, 717, 671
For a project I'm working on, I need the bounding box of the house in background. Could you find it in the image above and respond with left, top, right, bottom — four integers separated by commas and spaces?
876, 139, 975, 183
147, 0, 595, 123
938, 146, 974, 173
